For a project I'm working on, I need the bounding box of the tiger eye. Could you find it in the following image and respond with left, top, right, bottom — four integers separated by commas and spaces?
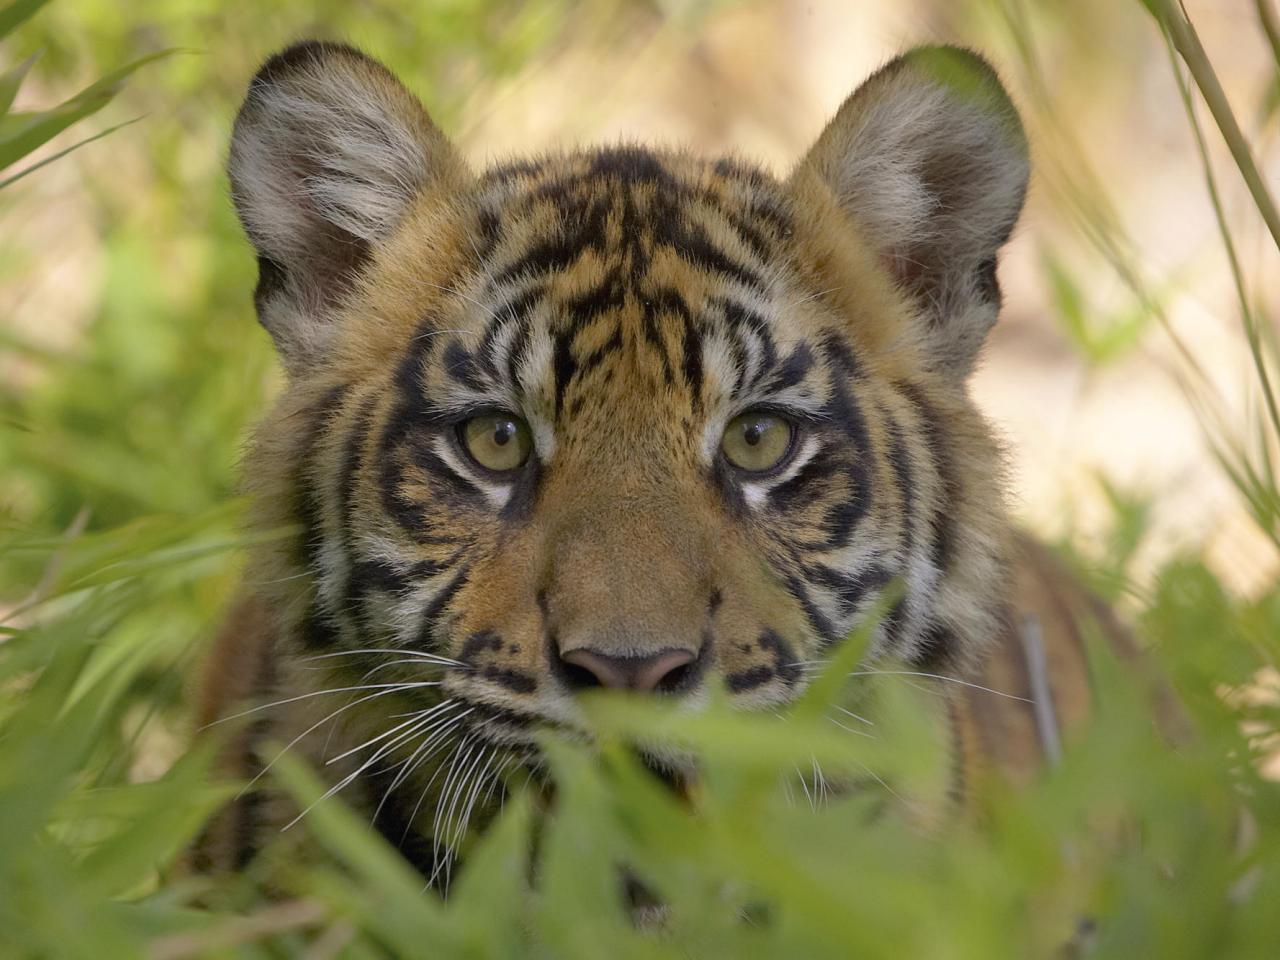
721, 412, 794, 473
461, 413, 532, 473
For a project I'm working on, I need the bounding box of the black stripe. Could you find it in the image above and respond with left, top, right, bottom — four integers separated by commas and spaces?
480, 667, 538, 694
300, 603, 342, 650
768, 447, 837, 511
726, 666, 774, 692
784, 574, 836, 643
408, 439, 488, 508
481, 157, 547, 184
807, 563, 894, 619
816, 340, 873, 550
366, 763, 447, 881
564, 275, 625, 325
717, 204, 773, 263
500, 291, 540, 383
681, 308, 704, 404
762, 342, 815, 394
588, 146, 680, 188
883, 403, 916, 557
897, 381, 958, 574
913, 622, 955, 669
640, 289, 683, 387
296, 385, 349, 569
442, 340, 486, 390
459, 628, 503, 662
412, 565, 472, 649
757, 629, 802, 684
577, 328, 624, 379
662, 222, 765, 291
553, 332, 577, 417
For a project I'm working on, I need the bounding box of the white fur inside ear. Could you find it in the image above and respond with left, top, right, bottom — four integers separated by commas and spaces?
832, 82, 1026, 266
232, 72, 430, 260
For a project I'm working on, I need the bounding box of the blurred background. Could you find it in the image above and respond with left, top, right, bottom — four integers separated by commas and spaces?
3, 2, 1280, 952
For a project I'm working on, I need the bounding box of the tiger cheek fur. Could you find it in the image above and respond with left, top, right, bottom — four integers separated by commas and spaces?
201, 40, 1032, 876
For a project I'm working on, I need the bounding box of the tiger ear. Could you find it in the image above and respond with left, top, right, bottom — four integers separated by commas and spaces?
794, 46, 1029, 378
228, 41, 467, 372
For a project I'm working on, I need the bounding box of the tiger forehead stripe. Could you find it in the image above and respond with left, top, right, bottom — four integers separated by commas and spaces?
457, 148, 800, 419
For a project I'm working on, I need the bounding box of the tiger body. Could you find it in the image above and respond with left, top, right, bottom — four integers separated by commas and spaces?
197, 41, 1121, 875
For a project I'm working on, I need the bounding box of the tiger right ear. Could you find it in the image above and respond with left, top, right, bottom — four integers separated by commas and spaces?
793, 46, 1029, 379
228, 41, 466, 373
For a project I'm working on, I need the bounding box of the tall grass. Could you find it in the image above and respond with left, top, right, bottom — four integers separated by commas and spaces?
2, 1, 1279, 957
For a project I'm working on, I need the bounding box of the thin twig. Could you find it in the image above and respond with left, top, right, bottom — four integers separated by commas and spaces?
1150, 0, 1280, 252
1256, 0, 1280, 70
147, 899, 329, 960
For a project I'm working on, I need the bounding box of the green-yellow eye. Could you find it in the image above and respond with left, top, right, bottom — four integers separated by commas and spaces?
461, 413, 532, 473
721, 411, 794, 473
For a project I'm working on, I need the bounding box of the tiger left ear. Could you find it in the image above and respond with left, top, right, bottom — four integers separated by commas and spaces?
228, 42, 467, 374
793, 46, 1029, 378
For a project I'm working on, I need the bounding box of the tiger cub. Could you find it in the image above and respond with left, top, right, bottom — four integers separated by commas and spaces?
195, 41, 1134, 876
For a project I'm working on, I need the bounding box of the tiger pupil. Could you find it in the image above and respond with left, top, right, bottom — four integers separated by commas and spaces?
744, 423, 763, 446
493, 423, 512, 446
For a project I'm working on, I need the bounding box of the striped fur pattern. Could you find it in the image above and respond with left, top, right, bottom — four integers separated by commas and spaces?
198, 42, 1036, 877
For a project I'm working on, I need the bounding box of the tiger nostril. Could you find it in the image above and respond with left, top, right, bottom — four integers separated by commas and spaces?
559, 648, 697, 694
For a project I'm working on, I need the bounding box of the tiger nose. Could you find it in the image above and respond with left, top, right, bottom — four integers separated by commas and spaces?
558, 648, 697, 694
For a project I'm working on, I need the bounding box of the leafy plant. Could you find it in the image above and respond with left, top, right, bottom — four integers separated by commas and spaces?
0, 0, 168, 188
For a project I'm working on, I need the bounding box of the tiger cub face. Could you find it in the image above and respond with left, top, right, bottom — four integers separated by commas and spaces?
227, 41, 1027, 856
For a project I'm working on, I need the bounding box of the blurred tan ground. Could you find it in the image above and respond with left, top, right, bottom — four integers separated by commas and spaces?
7, 0, 1279, 594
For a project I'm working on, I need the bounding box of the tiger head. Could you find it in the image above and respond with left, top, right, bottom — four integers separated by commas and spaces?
228, 41, 1027, 827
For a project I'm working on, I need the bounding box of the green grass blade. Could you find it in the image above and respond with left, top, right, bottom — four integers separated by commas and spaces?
0, 52, 38, 116
0, 115, 142, 190
0, 50, 170, 171
0, 0, 50, 39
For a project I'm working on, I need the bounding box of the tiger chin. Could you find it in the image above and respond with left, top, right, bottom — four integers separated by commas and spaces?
193, 40, 1132, 880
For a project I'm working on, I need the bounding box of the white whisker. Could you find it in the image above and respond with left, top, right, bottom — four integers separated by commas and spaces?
282, 710, 445, 831
205, 681, 443, 728
239, 685, 410, 795
793, 661, 1030, 703
834, 705, 875, 726
301, 648, 466, 668
372, 704, 468, 825
827, 715, 877, 740
325, 698, 456, 765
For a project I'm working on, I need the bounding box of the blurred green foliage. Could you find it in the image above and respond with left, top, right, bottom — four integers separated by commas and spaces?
2, 0, 1280, 957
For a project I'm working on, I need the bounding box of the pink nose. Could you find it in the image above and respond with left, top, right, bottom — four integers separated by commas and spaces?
558, 648, 697, 693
